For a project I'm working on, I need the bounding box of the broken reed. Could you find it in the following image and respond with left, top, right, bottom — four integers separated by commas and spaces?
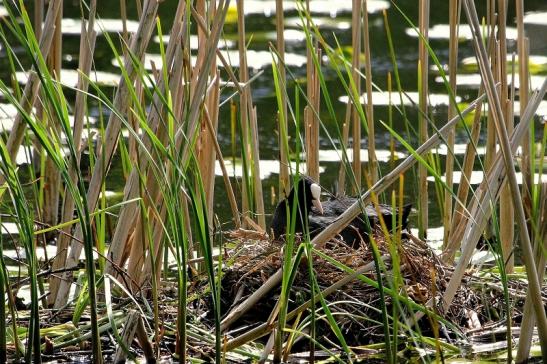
363, 0, 377, 186
442, 0, 459, 247
276, 0, 290, 198
417, 0, 429, 239
350, 0, 362, 194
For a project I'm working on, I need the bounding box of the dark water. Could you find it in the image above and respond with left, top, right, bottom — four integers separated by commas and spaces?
3, 1, 547, 233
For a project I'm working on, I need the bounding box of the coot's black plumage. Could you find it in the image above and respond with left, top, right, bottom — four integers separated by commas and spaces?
309, 196, 412, 247
270, 177, 323, 240
270, 177, 411, 246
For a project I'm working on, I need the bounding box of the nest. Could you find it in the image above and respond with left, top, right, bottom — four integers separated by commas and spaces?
194, 227, 533, 351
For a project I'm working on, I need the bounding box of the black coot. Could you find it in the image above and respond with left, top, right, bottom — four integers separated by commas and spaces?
270, 177, 411, 246
270, 177, 323, 240
308, 195, 412, 247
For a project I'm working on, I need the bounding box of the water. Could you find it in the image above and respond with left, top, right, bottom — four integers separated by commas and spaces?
1, 1, 546, 236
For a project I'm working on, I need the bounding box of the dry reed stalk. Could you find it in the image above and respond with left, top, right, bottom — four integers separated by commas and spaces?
31, 0, 48, 293
418, 0, 429, 239
203, 104, 241, 228
187, 4, 250, 97
516, 0, 531, 217
130, 38, 198, 286
137, 1, 228, 285
113, 310, 140, 363
49, 2, 98, 305
485, 0, 496, 173
130, 80, 144, 164
305, 48, 320, 182
131, 181, 174, 289
196, 0, 220, 227
388, 72, 395, 171
188, 7, 243, 228
121, 210, 143, 289
516, 183, 547, 362
363, 0, 376, 184
496, 0, 515, 273
275, 0, 290, 198
446, 19, 498, 261
500, 98, 515, 269
43, 1, 62, 234
34, 0, 43, 39
233, 0, 265, 229
442, 0, 459, 247
249, 105, 266, 229
54, 0, 161, 307
0, 0, 62, 185
444, 95, 482, 261
31, 0, 44, 177
351, 0, 362, 194
440, 79, 545, 312
138, 0, 232, 284
441, 83, 547, 354
120, 0, 129, 46
454, 1, 547, 354
104, 3, 186, 278
236, 0, 252, 226
500, 100, 515, 271
127, 55, 183, 283
337, 93, 352, 195
106, 2, 192, 280
202, 97, 223, 213
219, 96, 485, 331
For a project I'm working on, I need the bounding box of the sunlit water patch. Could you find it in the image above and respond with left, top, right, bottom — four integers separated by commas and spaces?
230, 0, 389, 17
435, 74, 546, 90
427, 171, 547, 185
116, 51, 307, 71
235, 29, 307, 43
405, 24, 518, 40
300, 148, 406, 162
411, 226, 444, 253
476, 100, 547, 118
1, 107, 97, 133
285, 17, 351, 30
524, 11, 547, 25
61, 18, 140, 35
1, 222, 21, 235
7, 146, 70, 166
16, 69, 121, 88
154, 34, 235, 49
3, 244, 59, 261
432, 143, 486, 156
217, 159, 325, 179
339, 91, 461, 107
0, 103, 20, 129
461, 54, 547, 70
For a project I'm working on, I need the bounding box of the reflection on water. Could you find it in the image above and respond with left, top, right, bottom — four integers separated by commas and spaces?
339, 91, 462, 107
61, 18, 140, 35
405, 23, 519, 40
229, 0, 389, 17
123, 50, 308, 71
427, 170, 547, 185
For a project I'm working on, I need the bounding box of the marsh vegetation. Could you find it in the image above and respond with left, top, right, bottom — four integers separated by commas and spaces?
0, 0, 546, 362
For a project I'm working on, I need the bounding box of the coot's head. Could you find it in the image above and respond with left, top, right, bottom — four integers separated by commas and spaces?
270, 176, 323, 240
292, 177, 323, 215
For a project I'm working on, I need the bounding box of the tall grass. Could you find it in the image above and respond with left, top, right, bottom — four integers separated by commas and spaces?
0, 0, 545, 362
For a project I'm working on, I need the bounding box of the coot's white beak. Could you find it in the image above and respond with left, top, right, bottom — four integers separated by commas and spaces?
310, 183, 323, 214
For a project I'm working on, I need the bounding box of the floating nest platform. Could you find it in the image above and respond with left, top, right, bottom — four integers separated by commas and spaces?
193, 227, 541, 359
